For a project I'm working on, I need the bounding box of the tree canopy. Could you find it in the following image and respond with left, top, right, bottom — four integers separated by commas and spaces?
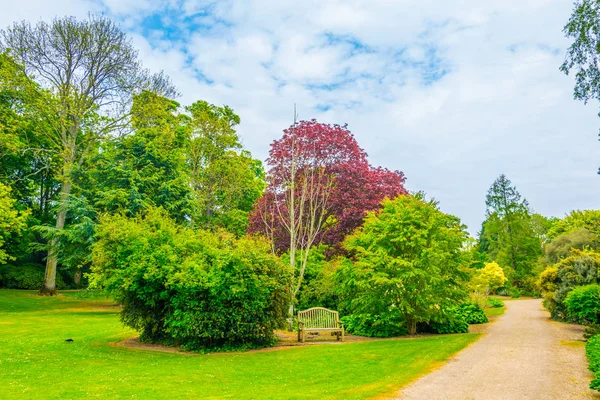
248, 119, 407, 318
0, 15, 176, 293
479, 174, 542, 290
338, 194, 468, 335
562, 0, 600, 173
0, 12, 268, 295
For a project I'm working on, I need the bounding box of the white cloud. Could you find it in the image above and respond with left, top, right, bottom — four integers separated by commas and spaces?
0, 0, 598, 233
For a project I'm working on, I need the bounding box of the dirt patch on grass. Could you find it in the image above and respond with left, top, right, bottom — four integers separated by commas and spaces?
112, 328, 467, 356
112, 331, 382, 355
112, 338, 196, 355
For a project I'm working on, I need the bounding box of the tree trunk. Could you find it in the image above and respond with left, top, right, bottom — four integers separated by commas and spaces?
39, 178, 71, 295
74, 270, 82, 286
288, 303, 294, 332
407, 316, 417, 336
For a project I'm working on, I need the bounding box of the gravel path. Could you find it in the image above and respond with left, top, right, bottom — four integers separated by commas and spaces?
396, 299, 599, 400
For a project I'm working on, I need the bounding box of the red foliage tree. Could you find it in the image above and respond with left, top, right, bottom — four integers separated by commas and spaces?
249, 119, 407, 252
249, 120, 406, 320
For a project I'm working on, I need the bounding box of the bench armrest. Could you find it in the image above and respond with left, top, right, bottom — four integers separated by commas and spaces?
298, 320, 304, 327
338, 320, 344, 326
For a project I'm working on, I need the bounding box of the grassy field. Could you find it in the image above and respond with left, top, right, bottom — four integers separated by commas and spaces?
0, 290, 478, 399
485, 306, 506, 317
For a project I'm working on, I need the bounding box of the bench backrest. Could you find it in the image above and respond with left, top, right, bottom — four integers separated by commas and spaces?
297, 307, 339, 329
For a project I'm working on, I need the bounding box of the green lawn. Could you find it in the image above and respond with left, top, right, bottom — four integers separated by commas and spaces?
0, 290, 477, 399
485, 306, 506, 317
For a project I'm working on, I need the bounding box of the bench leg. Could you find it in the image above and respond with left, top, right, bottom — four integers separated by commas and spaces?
301, 330, 305, 343
341, 328, 345, 342
298, 329, 301, 342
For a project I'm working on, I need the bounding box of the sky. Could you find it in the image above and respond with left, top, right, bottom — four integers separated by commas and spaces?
1, 0, 599, 234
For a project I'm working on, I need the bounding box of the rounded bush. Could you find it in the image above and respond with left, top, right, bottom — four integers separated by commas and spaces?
90, 209, 292, 351
456, 302, 489, 324
487, 297, 504, 308
565, 285, 600, 324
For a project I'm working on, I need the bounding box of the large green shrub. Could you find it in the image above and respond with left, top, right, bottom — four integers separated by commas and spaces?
428, 302, 487, 334
565, 285, 600, 324
538, 249, 600, 321
341, 313, 407, 338
89, 208, 291, 351
587, 335, 600, 391
455, 302, 488, 324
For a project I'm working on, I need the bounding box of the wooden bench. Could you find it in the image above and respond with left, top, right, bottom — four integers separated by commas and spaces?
297, 307, 344, 343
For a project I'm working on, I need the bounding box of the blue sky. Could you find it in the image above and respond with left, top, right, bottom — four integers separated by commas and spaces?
2, 0, 599, 234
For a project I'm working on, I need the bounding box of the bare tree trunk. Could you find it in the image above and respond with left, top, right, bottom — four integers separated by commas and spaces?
39, 177, 71, 295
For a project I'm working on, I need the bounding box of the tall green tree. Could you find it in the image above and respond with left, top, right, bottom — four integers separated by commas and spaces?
0, 53, 59, 221
0, 53, 62, 270
339, 194, 469, 335
89, 91, 191, 222
87, 94, 263, 234
48, 92, 191, 284
561, 0, 600, 173
0, 15, 176, 294
185, 101, 264, 233
480, 175, 542, 289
